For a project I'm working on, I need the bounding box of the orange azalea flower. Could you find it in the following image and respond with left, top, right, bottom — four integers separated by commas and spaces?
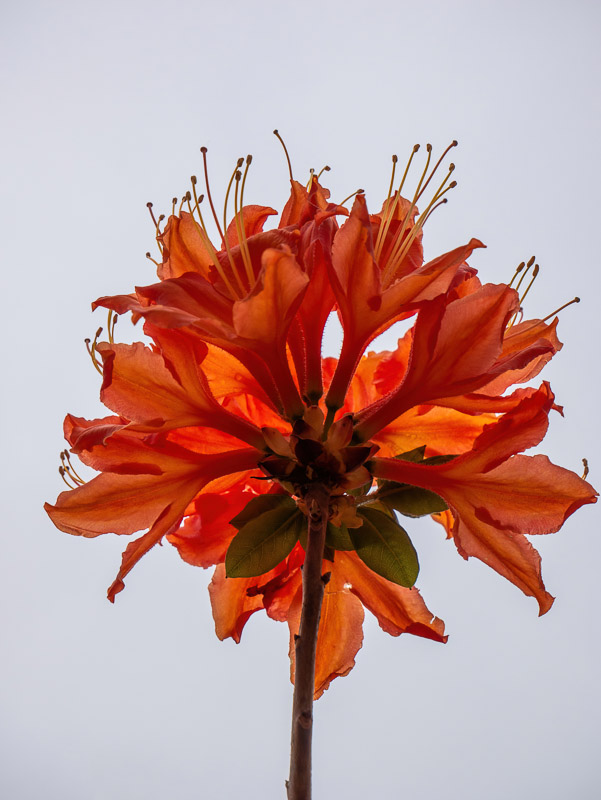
47, 141, 596, 707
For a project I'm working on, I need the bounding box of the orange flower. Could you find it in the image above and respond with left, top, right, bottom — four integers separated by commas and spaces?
47, 141, 596, 698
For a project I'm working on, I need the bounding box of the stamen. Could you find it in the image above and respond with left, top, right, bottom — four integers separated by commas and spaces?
188, 177, 239, 299
146, 202, 158, 228
519, 263, 539, 306
222, 160, 247, 296
513, 256, 535, 294
540, 296, 580, 323
387, 155, 399, 200
339, 189, 365, 206
373, 154, 399, 258
398, 144, 421, 195
156, 214, 165, 252
84, 327, 104, 375
414, 143, 433, 201
317, 165, 331, 179
146, 252, 160, 267
374, 146, 420, 261
234, 164, 255, 289
189, 176, 204, 222
60, 450, 86, 485
384, 164, 456, 281
178, 195, 187, 215
59, 466, 77, 489
415, 140, 458, 203
582, 458, 589, 480
201, 146, 226, 247
147, 203, 164, 254
107, 310, 118, 344
239, 155, 253, 210
508, 261, 526, 288
421, 196, 448, 225
171, 197, 177, 216
273, 129, 294, 181
306, 168, 315, 190
379, 144, 434, 284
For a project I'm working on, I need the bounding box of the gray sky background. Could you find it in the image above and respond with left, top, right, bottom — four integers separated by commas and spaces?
2, 1, 600, 798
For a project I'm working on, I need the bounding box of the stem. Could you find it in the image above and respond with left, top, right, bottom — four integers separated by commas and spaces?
286, 484, 330, 800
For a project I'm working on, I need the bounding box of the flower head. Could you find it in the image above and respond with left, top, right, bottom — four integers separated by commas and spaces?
46, 139, 597, 697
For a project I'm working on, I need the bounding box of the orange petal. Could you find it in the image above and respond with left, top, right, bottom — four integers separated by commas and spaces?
225, 205, 277, 247
158, 211, 214, 280
336, 551, 447, 642
167, 488, 250, 568
208, 563, 269, 643
288, 567, 365, 699
370, 387, 598, 613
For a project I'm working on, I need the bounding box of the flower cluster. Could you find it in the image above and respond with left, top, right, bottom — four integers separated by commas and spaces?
46, 141, 596, 697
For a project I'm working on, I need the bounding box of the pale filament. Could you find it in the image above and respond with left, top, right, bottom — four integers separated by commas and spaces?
222, 159, 248, 297
186, 182, 239, 299
234, 161, 255, 289
382, 163, 456, 286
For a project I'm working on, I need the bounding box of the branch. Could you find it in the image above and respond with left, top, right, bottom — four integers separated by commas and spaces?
286, 483, 330, 800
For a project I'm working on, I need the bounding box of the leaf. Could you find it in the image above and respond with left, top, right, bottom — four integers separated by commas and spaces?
378, 485, 448, 517
422, 454, 458, 465
325, 522, 355, 551
230, 494, 292, 530
394, 445, 457, 466
395, 445, 427, 462
225, 503, 303, 578
351, 507, 419, 587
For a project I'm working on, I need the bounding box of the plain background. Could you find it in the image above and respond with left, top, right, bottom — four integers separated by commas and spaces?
2, 1, 600, 798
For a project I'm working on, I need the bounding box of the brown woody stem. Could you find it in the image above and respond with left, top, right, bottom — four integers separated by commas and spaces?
286, 483, 330, 800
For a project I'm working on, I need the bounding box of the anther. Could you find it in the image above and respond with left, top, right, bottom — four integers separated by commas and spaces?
85, 328, 104, 375
146, 202, 158, 228
508, 261, 526, 288
59, 466, 77, 489
513, 261, 533, 294
339, 189, 364, 206
519, 263, 539, 305
375, 144, 422, 260
317, 165, 331, 179
107, 310, 118, 344
582, 458, 589, 480
422, 197, 448, 225
61, 450, 86, 484
540, 296, 580, 323
527, 255, 536, 267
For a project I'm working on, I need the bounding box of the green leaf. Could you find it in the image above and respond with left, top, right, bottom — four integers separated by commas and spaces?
225, 503, 303, 578
325, 522, 355, 551
394, 446, 457, 466
351, 507, 419, 587
230, 494, 293, 530
395, 445, 427, 462
378, 485, 448, 517
422, 453, 458, 465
